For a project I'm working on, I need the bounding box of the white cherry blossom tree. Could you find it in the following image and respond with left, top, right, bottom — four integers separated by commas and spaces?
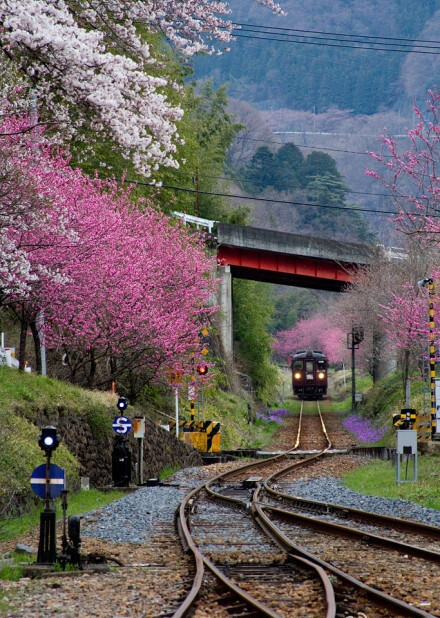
0, 0, 284, 176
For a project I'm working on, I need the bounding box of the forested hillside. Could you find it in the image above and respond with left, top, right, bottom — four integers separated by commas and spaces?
193, 0, 440, 115
191, 1, 440, 245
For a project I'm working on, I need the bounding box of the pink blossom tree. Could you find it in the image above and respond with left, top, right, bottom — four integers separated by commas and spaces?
0, 108, 81, 369
273, 314, 347, 364
0, 112, 69, 301
39, 181, 219, 389
366, 89, 440, 386
367, 88, 440, 238
0, 109, 218, 387
0, 0, 284, 176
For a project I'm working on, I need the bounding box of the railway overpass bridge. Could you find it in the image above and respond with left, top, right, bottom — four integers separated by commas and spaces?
172, 214, 399, 359
215, 223, 380, 358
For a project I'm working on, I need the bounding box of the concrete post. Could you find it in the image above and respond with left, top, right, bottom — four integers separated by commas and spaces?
217, 265, 233, 360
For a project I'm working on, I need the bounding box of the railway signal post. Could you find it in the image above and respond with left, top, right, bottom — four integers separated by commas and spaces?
34, 425, 62, 564
112, 398, 132, 487
396, 429, 418, 484
133, 417, 145, 486
347, 326, 364, 411
427, 279, 438, 438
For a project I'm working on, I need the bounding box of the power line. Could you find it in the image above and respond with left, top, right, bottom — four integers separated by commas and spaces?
232, 32, 440, 54
233, 22, 440, 47
123, 178, 431, 217
230, 23, 440, 54
236, 134, 396, 158
164, 168, 393, 198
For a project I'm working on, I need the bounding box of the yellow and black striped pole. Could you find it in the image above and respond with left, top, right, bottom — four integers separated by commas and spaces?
428, 278, 436, 437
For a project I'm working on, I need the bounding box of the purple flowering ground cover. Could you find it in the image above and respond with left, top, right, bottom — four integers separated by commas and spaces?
256, 408, 287, 424
343, 414, 387, 444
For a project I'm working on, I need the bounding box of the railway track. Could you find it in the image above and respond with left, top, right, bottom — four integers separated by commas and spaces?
173, 401, 440, 617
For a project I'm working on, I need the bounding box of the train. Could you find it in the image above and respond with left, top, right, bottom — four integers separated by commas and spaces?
290, 349, 328, 399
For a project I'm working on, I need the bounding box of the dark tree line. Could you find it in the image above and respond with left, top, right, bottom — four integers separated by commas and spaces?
239, 143, 375, 242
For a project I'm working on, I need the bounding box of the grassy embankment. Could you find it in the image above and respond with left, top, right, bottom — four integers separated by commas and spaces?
338, 369, 440, 510
0, 364, 280, 544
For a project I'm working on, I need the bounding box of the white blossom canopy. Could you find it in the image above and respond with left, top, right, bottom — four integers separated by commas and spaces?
0, 0, 284, 176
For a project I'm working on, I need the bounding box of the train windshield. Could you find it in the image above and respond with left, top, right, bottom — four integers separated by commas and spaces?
317, 360, 326, 370
293, 361, 302, 370
306, 361, 314, 372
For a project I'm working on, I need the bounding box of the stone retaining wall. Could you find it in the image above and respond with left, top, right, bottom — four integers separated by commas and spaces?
32, 408, 203, 488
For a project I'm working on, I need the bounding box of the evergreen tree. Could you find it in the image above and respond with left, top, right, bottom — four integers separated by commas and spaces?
245, 146, 276, 191
271, 288, 320, 333
273, 143, 303, 191
298, 152, 339, 188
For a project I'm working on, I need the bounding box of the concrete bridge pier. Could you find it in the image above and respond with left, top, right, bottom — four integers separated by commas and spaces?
217, 265, 233, 360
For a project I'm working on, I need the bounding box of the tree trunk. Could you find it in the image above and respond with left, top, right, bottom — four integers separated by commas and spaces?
87, 349, 96, 388
30, 320, 42, 374
18, 314, 28, 372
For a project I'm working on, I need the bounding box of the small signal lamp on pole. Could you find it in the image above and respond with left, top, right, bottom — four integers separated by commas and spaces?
38, 425, 60, 456
196, 364, 208, 376
347, 326, 364, 411
36, 425, 61, 565
117, 396, 128, 413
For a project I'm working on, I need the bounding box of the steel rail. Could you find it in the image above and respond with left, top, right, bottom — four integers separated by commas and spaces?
293, 398, 303, 449
173, 400, 336, 616
316, 399, 332, 450
252, 496, 435, 618
172, 400, 352, 616
201, 482, 337, 617
258, 501, 440, 563
262, 483, 440, 540
244, 401, 437, 617
200, 553, 282, 618
206, 399, 332, 488
174, 481, 287, 617
173, 484, 206, 618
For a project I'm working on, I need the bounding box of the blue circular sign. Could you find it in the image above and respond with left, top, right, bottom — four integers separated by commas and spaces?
112, 416, 132, 435
31, 463, 65, 499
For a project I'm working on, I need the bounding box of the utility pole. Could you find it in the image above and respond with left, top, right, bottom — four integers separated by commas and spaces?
195, 166, 199, 217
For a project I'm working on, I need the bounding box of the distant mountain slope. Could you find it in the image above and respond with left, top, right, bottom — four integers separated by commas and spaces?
192, 0, 440, 115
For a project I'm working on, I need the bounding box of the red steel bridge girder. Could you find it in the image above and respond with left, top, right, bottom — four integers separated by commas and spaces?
217, 245, 354, 292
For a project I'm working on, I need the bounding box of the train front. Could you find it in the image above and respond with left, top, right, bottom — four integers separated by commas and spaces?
291, 349, 328, 399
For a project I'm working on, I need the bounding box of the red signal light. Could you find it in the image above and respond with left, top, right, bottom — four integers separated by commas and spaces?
196, 364, 208, 375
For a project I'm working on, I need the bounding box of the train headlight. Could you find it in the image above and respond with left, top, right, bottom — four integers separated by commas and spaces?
317, 371, 325, 380
294, 372, 302, 380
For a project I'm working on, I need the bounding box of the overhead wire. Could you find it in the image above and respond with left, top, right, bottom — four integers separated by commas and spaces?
230, 23, 440, 54
195, 23, 427, 200
122, 177, 436, 218
163, 167, 394, 198
232, 22, 440, 46
235, 134, 398, 157
169, 23, 438, 216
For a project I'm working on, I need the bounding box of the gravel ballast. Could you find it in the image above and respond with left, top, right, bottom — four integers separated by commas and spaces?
82, 485, 187, 544
81, 461, 440, 545
3, 455, 440, 617
281, 476, 440, 527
